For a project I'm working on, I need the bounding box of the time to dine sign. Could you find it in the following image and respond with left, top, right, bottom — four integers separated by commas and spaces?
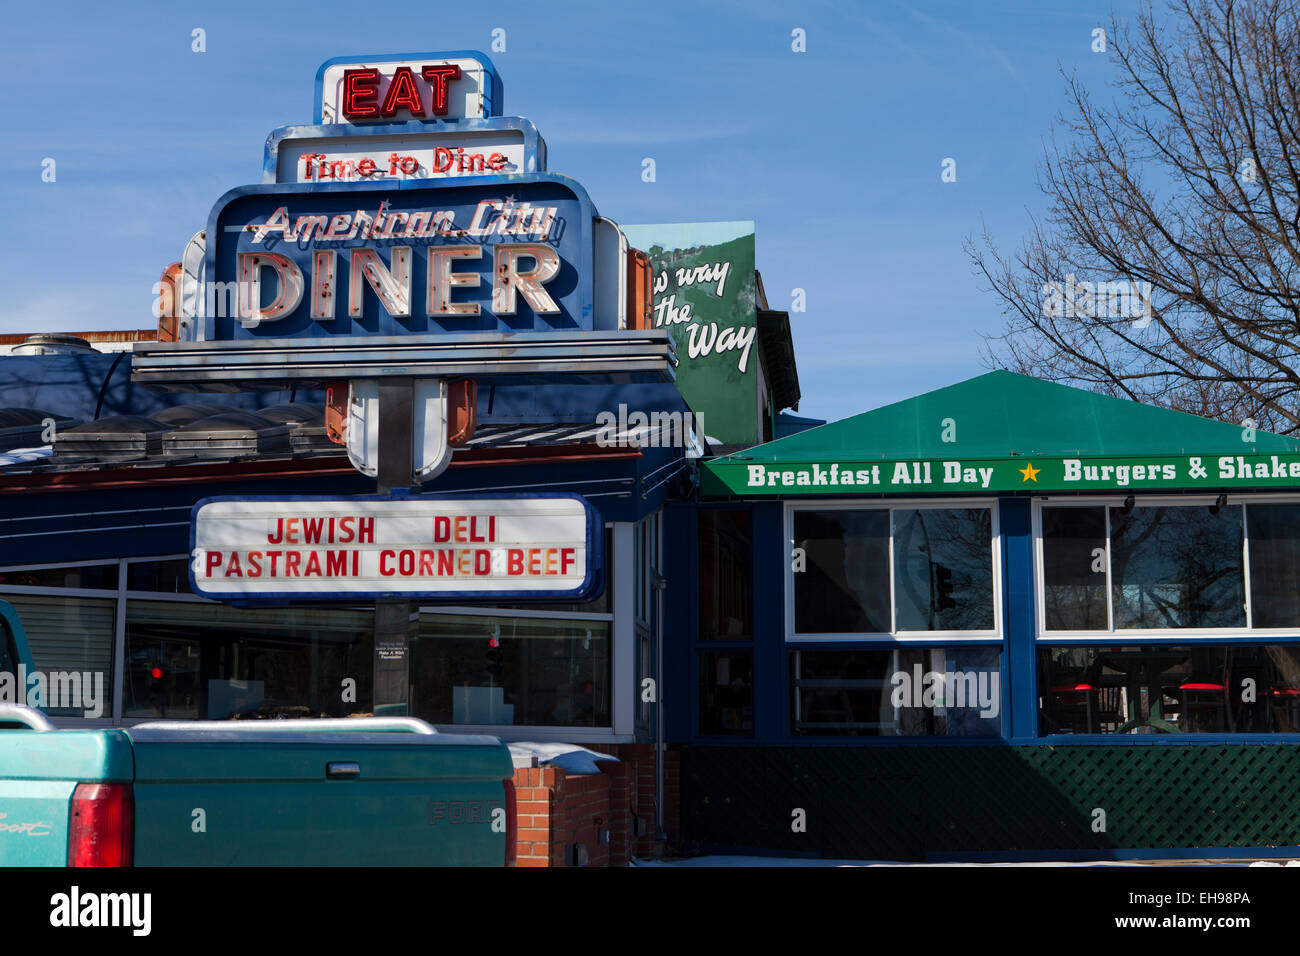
189, 494, 599, 601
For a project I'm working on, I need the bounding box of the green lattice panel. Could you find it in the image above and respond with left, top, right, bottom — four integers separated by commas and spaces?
680, 745, 1300, 860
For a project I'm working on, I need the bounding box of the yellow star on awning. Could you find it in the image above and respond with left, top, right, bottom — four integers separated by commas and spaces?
1019, 462, 1040, 483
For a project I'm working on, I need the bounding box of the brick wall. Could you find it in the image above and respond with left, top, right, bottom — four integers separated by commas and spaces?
512, 744, 681, 866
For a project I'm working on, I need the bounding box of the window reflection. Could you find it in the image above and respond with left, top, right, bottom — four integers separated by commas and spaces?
124, 602, 373, 719
1041, 507, 1108, 630
3, 594, 115, 717
893, 508, 994, 631
699, 511, 753, 640
699, 650, 753, 735
0, 564, 118, 590
411, 613, 610, 727
793, 509, 890, 633
792, 648, 1001, 736
1109, 506, 1245, 628
1247, 505, 1300, 627
1039, 644, 1300, 734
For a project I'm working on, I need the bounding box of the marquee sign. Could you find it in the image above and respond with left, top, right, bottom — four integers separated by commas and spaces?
202, 173, 595, 341
316, 52, 503, 125
702, 453, 1300, 497
263, 118, 547, 184
190, 494, 601, 601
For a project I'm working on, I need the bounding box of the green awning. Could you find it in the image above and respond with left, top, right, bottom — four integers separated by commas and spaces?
702, 370, 1300, 497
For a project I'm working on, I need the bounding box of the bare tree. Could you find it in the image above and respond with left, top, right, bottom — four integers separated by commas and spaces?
969, 0, 1300, 433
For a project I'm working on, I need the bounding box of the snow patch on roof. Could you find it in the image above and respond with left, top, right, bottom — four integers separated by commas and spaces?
508, 741, 619, 775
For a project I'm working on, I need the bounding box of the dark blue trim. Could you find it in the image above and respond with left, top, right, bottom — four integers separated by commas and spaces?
262, 116, 547, 184
1000, 498, 1038, 741
313, 51, 502, 124
663, 502, 694, 743
188, 490, 602, 603
752, 501, 784, 741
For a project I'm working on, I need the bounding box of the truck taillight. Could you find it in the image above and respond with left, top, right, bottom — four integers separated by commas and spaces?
503, 778, 517, 867
68, 783, 133, 867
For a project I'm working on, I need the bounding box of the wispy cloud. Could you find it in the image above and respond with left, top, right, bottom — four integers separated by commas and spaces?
541, 111, 763, 146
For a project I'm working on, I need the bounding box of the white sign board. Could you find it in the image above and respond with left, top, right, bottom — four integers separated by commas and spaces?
191, 495, 599, 600
318, 55, 492, 125
276, 129, 530, 183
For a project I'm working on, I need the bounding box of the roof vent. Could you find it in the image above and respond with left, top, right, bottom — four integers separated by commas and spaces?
254, 404, 333, 454
55, 415, 164, 460
11, 334, 97, 356
0, 409, 77, 452
150, 403, 241, 426
162, 411, 290, 459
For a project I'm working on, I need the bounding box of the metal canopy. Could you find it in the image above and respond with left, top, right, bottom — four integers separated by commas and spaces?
702, 370, 1300, 498
713, 370, 1300, 462
130, 330, 677, 391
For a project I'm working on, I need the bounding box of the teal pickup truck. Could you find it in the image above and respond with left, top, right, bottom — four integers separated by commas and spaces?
0, 601, 516, 866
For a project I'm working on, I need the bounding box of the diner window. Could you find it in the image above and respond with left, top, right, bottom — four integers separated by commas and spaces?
410, 612, 611, 728
0, 563, 118, 590
1040, 501, 1255, 633
1111, 505, 1244, 628
794, 509, 889, 633
1246, 505, 1300, 628
1039, 644, 1300, 734
1041, 507, 1108, 630
792, 648, 1001, 736
699, 650, 753, 735
126, 558, 193, 594
124, 602, 374, 719
410, 525, 615, 730
893, 508, 994, 632
699, 510, 752, 640
0, 593, 115, 718
790, 504, 997, 637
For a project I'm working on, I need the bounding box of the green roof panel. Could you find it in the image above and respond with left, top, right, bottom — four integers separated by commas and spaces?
719, 370, 1300, 463
702, 371, 1300, 497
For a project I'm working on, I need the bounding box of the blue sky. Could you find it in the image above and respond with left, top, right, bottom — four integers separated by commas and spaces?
0, 0, 1140, 423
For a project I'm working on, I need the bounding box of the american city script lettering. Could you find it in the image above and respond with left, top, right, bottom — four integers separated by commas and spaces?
234, 196, 563, 325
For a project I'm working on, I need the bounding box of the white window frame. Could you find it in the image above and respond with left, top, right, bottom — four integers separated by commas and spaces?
1031, 493, 1300, 640
784, 498, 1003, 642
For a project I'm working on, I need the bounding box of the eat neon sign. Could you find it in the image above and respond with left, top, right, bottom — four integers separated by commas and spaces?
342, 64, 461, 119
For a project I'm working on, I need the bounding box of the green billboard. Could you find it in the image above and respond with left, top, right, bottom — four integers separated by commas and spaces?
622, 221, 758, 446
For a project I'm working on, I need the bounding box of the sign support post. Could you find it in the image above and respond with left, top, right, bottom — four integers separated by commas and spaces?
373, 378, 418, 716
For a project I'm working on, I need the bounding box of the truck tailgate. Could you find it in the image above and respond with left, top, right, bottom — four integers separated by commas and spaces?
126, 728, 512, 866
0, 730, 134, 866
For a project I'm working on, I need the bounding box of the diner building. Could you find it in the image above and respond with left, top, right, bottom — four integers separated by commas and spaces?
668, 370, 1300, 860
